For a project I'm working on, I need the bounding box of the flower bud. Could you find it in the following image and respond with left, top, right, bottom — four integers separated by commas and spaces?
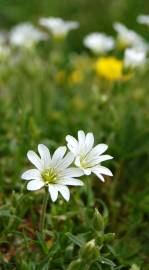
93, 208, 104, 232
80, 239, 99, 262
67, 259, 82, 270
103, 233, 115, 242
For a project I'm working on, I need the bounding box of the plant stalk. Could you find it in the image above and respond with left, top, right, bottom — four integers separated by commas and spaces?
39, 190, 49, 233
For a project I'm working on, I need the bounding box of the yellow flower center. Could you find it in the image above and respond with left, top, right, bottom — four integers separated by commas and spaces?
95, 57, 123, 81
80, 156, 89, 169
41, 168, 57, 184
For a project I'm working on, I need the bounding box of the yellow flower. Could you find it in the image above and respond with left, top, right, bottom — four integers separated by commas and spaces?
69, 70, 83, 85
95, 57, 123, 81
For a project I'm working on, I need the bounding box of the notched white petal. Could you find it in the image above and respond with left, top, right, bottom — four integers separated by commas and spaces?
48, 184, 58, 202
83, 168, 92, 175
27, 180, 44, 191
93, 171, 105, 182
99, 166, 113, 176
93, 166, 113, 177
66, 135, 78, 154
74, 156, 81, 167
60, 167, 84, 177
85, 132, 94, 151
38, 144, 51, 167
58, 178, 84, 186
21, 169, 41, 180
27, 150, 43, 170
56, 152, 74, 170
57, 185, 70, 201
99, 155, 113, 163
52, 146, 67, 165
90, 144, 108, 156
78, 130, 85, 146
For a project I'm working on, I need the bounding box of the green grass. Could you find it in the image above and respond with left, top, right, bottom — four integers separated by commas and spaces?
0, 40, 149, 269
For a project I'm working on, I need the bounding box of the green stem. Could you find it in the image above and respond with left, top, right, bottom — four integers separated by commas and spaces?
39, 190, 49, 233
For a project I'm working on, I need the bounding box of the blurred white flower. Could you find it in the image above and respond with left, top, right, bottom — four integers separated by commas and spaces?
66, 130, 113, 182
83, 32, 115, 54
39, 17, 79, 38
137, 15, 149, 26
113, 22, 148, 51
9, 22, 48, 48
124, 48, 146, 68
21, 144, 84, 202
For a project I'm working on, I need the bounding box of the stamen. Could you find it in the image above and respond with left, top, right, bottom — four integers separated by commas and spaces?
41, 168, 57, 184
80, 157, 89, 169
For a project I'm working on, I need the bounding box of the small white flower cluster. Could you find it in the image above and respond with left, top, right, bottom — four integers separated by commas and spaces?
113, 22, 147, 50
82, 20, 148, 68
39, 17, 79, 38
0, 17, 79, 50
0, 15, 148, 68
83, 32, 115, 54
137, 14, 149, 26
113, 22, 148, 68
124, 48, 146, 68
21, 131, 113, 202
9, 22, 48, 48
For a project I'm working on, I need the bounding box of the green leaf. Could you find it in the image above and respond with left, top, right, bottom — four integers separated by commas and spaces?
99, 256, 116, 267
66, 232, 84, 247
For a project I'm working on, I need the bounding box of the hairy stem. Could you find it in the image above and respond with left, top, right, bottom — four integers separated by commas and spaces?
39, 190, 49, 233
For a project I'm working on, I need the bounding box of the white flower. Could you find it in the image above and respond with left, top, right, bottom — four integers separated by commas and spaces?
113, 22, 148, 51
21, 144, 84, 202
83, 32, 115, 54
137, 15, 149, 26
39, 17, 79, 38
66, 130, 113, 182
124, 48, 146, 68
9, 22, 48, 48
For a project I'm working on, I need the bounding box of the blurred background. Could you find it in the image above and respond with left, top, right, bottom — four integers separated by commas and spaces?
0, 0, 149, 50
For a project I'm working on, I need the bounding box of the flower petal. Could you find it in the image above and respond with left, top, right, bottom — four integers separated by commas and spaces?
85, 132, 94, 152
27, 150, 43, 170
75, 156, 81, 167
60, 167, 84, 178
48, 184, 58, 202
89, 144, 108, 157
38, 144, 51, 168
66, 135, 79, 155
98, 154, 113, 163
52, 146, 67, 166
56, 185, 70, 201
83, 168, 92, 175
98, 166, 113, 176
85, 154, 113, 167
93, 170, 105, 182
85, 155, 105, 167
56, 152, 74, 170
93, 165, 113, 176
78, 130, 85, 147
27, 180, 44, 191
21, 169, 41, 180
58, 178, 84, 186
